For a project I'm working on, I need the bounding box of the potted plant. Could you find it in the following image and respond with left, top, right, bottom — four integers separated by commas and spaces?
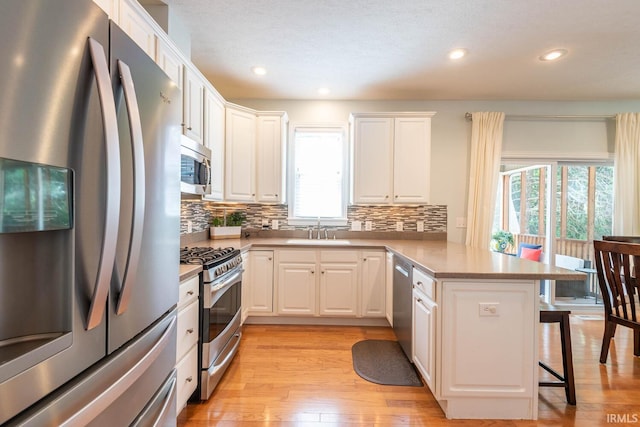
209, 211, 245, 239
490, 230, 514, 253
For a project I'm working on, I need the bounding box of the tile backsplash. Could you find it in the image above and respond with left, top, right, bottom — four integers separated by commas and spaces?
181, 200, 447, 235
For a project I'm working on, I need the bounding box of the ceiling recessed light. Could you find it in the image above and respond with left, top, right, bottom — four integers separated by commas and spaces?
251, 66, 267, 76
317, 87, 330, 95
448, 48, 467, 60
539, 49, 568, 61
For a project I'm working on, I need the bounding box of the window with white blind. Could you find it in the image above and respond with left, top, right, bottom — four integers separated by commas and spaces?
287, 125, 348, 225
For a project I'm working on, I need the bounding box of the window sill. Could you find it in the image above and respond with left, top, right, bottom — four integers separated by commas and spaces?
287, 218, 348, 227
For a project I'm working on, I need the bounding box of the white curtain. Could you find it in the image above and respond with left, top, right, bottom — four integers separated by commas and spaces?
465, 112, 505, 249
613, 113, 640, 235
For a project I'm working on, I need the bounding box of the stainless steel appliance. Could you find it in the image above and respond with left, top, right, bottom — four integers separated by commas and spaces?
393, 256, 413, 359
180, 135, 211, 196
0, 0, 180, 424
180, 247, 243, 400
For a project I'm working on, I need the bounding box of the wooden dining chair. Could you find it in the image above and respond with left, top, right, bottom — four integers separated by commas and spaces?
593, 240, 640, 363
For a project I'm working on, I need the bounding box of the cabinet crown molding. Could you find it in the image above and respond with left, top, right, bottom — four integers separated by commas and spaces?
349, 112, 437, 120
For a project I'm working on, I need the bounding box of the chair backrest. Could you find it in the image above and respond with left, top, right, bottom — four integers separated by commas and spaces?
593, 240, 640, 322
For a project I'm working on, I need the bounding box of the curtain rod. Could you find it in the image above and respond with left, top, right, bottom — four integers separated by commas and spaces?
464, 112, 616, 121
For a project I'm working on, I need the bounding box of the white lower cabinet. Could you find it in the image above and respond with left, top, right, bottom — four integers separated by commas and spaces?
413, 286, 437, 393
240, 251, 250, 322
277, 264, 317, 315
270, 249, 385, 318
247, 250, 274, 314
176, 274, 199, 412
360, 250, 386, 317
385, 251, 394, 325
319, 262, 359, 316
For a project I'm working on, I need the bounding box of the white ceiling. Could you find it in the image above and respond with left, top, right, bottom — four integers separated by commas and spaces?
162, 0, 640, 101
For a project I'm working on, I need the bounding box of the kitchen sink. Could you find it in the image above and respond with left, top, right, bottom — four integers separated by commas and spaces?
286, 238, 351, 245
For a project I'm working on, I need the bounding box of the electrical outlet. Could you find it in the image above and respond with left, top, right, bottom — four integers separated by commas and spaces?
365, 221, 373, 231
272, 219, 279, 230
187, 220, 193, 233
351, 220, 362, 231
479, 303, 500, 317
416, 221, 424, 232
456, 217, 467, 228
396, 221, 403, 231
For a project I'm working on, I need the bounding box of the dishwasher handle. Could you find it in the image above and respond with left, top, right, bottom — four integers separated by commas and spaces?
394, 263, 409, 277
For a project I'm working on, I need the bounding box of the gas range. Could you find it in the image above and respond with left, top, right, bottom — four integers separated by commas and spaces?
180, 246, 242, 283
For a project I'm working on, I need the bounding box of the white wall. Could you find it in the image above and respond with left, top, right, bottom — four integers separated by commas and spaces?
233, 99, 640, 243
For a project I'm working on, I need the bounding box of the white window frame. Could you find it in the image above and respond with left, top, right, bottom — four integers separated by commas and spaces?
287, 123, 349, 226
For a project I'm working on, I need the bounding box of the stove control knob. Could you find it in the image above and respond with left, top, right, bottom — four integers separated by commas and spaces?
215, 267, 222, 276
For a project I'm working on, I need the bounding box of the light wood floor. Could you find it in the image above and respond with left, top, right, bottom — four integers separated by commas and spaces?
178, 317, 640, 426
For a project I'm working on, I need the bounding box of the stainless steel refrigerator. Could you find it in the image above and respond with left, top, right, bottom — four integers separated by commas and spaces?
0, 0, 181, 424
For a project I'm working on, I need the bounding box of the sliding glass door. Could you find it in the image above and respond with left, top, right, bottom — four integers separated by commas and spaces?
494, 161, 613, 305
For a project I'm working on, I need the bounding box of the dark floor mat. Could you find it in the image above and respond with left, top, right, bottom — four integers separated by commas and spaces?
351, 339, 423, 386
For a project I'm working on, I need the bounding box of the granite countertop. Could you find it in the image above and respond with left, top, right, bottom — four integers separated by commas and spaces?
185, 237, 585, 281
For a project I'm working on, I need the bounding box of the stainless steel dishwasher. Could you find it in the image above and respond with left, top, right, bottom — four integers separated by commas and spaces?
392, 256, 413, 358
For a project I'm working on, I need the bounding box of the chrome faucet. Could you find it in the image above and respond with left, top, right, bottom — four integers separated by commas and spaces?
316, 219, 321, 239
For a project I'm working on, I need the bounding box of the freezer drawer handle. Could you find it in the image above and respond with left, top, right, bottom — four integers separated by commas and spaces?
148, 374, 176, 427
86, 37, 121, 331
59, 315, 177, 426
114, 60, 146, 316
131, 371, 177, 427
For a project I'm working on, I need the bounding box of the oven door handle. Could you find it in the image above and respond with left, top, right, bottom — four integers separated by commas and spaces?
209, 269, 243, 306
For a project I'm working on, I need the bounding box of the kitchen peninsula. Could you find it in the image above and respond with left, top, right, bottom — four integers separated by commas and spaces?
182, 235, 584, 420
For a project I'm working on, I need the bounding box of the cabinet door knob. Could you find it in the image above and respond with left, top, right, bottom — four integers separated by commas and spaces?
321, 271, 325, 274
186, 376, 193, 382
275, 194, 278, 197
268, 257, 272, 261
395, 195, 398, 198
187, 290, 194, 295
363, 258, 367, 261
187, 328, 194, 334
311, 270, 315, 274
385, 195, 389, 199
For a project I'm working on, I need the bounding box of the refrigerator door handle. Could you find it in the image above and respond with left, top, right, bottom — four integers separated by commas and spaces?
86, 37, 121, 330
59, 315, 177, 427
115, 60, 146, 315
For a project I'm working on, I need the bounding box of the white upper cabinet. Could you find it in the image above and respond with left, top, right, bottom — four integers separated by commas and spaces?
351, 117, 394, 204
203, 88, 226, 200
119, 0, 156, 59
256, 112, 287, 203
225, 105, 256, 201
92, 0, 119, 20
183, 64, 205, 144
393, 117, 431, 203
155, 37, 184, 89
351, 112, 435, 205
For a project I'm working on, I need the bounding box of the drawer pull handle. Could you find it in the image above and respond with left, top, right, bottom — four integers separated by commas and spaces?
186, 376, 193, 382
187, 328, 194, 334
187, 290, 194, 295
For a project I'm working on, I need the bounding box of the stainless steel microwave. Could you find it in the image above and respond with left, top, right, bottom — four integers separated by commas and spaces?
180, 135, 211, 195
